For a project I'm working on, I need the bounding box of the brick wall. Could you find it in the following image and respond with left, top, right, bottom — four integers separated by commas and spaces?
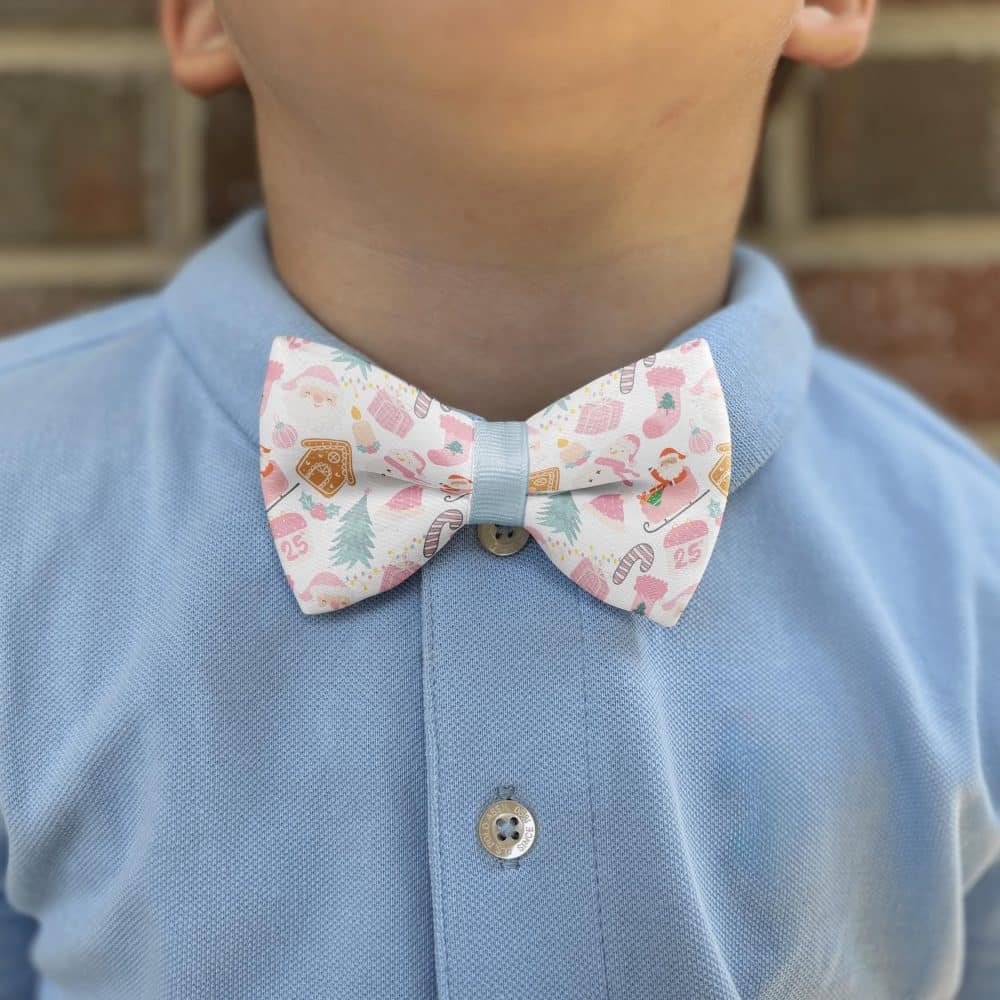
1, 1, 998, 455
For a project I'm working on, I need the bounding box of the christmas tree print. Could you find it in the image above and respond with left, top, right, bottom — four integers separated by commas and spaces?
541, 393, 571, 416
330, 346, 372, 377
330, 490, 375, 569
538, 492, 581, 545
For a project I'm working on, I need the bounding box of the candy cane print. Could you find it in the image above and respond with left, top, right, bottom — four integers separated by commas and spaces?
423, 508, 465, 558
621, 354, 666, 394
612, 542, 655, 584
414, 390, 433, 419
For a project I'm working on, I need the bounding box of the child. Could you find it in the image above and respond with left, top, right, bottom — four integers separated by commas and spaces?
1, 0, 998, 996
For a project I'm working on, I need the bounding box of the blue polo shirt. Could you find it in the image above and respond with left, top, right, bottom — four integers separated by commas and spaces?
1, 207, 998, 999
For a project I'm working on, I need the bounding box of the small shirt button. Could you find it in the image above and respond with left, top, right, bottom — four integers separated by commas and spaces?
477, 798, 537, 860
476, 523, 530, 557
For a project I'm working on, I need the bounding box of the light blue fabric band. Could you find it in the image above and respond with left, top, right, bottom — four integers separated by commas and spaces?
467, 420, 529, 526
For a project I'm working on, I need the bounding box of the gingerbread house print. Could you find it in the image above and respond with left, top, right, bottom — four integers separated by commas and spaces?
527, 466, 560, 494
296, 438, 356, 498
708, 443, 731, 495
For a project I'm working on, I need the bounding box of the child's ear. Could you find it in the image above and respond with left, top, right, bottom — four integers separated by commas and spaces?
781, 0, 877, 69
161, 0, 244, 96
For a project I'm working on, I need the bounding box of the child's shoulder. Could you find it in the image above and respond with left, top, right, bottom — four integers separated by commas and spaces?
0, 292, 164, 387
0, 292, 177, 446
0, 292, 182, 499
808, 339, 1000, 497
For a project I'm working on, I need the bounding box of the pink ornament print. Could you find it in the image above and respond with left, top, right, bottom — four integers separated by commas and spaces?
259, 333, 730, 627
271, 415, 298, 450
687, 419, 713, 454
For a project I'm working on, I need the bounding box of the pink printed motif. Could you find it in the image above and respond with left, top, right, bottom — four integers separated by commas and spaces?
571, 558, 610, 601
259, 333, 730, 627
382, 485, 423, 518
594, 433, 641, 484
368, 387, 414, 438
282, 364, 340, 408
428, 413, 475, 467
575, 398, 624, 435
642, 366, 686, 438
637, 448, 701, 524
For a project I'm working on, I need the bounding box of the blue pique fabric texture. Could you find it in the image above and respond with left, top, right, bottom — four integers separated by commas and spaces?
0, 206, 998, 999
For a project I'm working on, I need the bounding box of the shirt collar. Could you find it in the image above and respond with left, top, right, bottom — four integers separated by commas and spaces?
162, 206, 813, 495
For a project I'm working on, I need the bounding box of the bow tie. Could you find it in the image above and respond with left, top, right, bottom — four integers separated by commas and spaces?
258, 334, 731, 627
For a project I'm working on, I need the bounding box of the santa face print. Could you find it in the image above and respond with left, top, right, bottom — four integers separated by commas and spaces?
301, 386, 337, 407
657, 451, 684, 485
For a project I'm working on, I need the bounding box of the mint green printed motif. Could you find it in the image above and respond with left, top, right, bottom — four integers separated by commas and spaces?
537, 492, 581, 545
329, 345, 372, 377
330, 490, 375, 569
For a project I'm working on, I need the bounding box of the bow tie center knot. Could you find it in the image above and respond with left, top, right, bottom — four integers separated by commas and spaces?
468, 420, 530, 528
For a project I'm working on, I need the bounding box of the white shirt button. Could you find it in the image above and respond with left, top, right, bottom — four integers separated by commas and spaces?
477, 797, 537, 860
476, 523, 530, 557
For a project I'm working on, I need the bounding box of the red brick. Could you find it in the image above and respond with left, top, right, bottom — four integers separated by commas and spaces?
791, 266, 1000, 422
811, 58, 998, 216
0, 74, 151, 244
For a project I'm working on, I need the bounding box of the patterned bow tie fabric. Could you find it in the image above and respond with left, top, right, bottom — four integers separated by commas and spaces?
258, 334, 731, 627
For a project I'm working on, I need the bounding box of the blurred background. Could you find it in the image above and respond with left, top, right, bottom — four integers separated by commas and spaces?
0, 0, 997, 455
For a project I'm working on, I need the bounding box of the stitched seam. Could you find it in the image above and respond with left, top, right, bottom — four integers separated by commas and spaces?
573, 584, 613, 998
424, 569, 453, 1000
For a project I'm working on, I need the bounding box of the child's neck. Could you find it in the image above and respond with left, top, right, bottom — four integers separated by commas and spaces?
258, 113, 753, 422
